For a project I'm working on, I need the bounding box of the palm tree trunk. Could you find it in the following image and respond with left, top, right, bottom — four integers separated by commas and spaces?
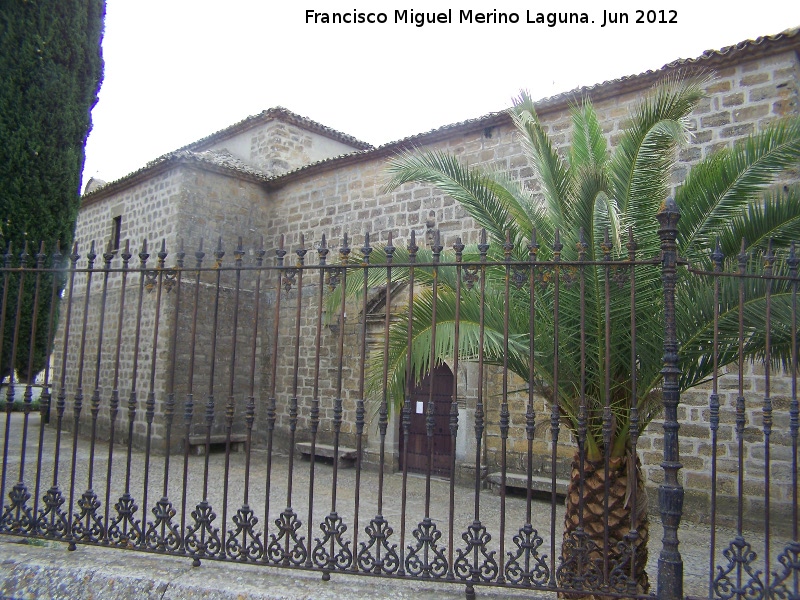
559, 451, 649, 599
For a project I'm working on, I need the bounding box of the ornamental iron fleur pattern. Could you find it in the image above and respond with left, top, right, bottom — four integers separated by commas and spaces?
0, 221, 796, 600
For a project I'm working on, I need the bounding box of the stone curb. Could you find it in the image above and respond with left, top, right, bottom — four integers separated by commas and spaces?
0, 539, 551, 600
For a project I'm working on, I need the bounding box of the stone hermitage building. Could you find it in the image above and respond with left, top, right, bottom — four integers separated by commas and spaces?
59, 28, 800, 527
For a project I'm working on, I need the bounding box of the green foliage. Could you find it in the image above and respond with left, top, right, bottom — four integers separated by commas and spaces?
0, 0, 105, 380
335, 75, 800, 461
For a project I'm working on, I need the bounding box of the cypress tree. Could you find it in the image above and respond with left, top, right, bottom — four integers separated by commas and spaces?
0, 0, 105, 382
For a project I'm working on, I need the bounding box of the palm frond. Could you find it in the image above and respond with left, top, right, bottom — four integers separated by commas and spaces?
384, 150, 524, 243
511, 91, 572, 232
617, 118, 695, 247
677, 254, 798, 390
484, 169, 555, 244
370, 286, 531, 412
569, 99, 608, 172
609, 74, 707, 233
566, 167, 617, 259
677, 118, 800, 258
713, 185, 800, 258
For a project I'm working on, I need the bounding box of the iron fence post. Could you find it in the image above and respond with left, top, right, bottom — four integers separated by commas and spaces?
656, 198, 683, 600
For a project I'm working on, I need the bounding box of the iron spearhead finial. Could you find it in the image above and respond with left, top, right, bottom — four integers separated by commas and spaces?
711, 238, 724, 271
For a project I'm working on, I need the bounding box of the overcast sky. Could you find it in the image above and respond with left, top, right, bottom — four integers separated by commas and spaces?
81, 0, 798, 187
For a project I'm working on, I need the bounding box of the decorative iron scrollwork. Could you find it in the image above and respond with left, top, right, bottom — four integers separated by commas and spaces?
454, 520, 498, 582
313, 512, 353, 571
184, 500, 222, 561
107, 492, 142, 547
282, 268, 297, 293
561, 266, 579, 288
713, 535, 765, 600
267, 507, 307, 566
463, 265, 479, 290
357, 515, 400, 574
405, 517, 448, 578
608, 533, 642, 595
504, 523, 549, 586
35, 486, 69, 539
511, 267, 527, 290
535, 265, 582, 289
536, 266, 554, 289
0, 482, 33, 534
557, 529, 603, 592
163, 268, 178, 293
71, 489, 104, 543
145, 496, 182, 553
326, 267, 342, 291
611, 264, 631, 287
770, 540, 800, 599
144, 269, 159, 293
226, 504, 264, 562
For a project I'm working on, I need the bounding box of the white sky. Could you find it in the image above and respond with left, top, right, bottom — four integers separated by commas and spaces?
82, 0, 799, 186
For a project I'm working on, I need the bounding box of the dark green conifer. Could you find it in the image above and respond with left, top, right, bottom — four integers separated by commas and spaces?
0, 0, 105, 381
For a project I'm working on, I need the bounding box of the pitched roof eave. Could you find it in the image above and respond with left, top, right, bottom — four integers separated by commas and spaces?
182, 106, 373, 153
83, 27, 800, 200
80, 152, 271, 208
265, 26, 800, 189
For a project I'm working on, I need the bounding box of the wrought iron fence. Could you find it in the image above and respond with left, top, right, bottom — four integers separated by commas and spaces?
0, 202, 797, 600
683, 239, 799, 600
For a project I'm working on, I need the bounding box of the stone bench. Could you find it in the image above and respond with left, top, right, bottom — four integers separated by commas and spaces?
486, 471, 568, 500
296, 442, 358, 468
187, 433, 247, 456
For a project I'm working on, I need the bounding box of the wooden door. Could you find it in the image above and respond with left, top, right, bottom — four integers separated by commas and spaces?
398, 364, 454, 477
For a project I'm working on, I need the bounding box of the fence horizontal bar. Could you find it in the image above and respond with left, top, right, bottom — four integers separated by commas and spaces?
0, 226, 797, 600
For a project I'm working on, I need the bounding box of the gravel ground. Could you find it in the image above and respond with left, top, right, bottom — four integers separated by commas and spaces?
0, 413, 793, 599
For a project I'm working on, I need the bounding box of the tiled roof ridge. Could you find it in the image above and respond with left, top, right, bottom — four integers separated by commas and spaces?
529, 26, 800, 109
149, 148, 270, 179
83, 26, 799, 201
181, 106, 373, 153
80, 149, 272, 207
265, 26, 799, 187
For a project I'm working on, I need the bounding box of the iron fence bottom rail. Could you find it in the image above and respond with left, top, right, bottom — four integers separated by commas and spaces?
0, 216, 797, 600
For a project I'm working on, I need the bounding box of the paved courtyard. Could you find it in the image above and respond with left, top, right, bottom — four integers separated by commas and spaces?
0, 412, 789, 599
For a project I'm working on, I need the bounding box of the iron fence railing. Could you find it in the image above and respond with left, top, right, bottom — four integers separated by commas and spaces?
0, 202, 797, 600
682, 240, 799, 600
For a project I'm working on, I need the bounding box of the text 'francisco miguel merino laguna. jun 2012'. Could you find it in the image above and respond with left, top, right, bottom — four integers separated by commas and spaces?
304, 8, 679, 27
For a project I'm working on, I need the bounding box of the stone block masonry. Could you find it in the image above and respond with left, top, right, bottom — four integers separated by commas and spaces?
260, 48, 800, 528
67, 33, 800, 527
55, 166, 273, 452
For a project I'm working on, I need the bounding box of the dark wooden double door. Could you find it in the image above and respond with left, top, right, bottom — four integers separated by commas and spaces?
398, 364, 454, 478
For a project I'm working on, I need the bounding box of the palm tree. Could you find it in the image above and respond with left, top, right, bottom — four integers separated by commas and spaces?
334, 74, 800, 594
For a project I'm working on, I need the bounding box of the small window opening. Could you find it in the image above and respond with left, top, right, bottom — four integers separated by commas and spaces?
111, 215, 122, 251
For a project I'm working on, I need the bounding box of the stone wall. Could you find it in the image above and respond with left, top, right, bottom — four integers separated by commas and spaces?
67, 42, 800, 524
640, 363, 797, 531
203, 118, 360, 177
52, 168, 184, 449
176, 167, 272, 250
266, 49, 799, 252
254, 279, 364, 451
54, 166, 273, 450
258, 48, 800, 524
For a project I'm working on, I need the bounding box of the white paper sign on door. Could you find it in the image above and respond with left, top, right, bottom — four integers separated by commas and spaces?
416, 401, 424, 414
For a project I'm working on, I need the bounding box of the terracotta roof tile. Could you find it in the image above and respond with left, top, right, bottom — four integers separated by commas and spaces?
148, 149, 271, 180
268, 26, 800, 187
181, 107, 373, 153
84, 27, 799, 199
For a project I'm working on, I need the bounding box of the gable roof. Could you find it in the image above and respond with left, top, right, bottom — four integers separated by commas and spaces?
156, 149, 273, 180
180, 106, 373, 153
81, 106, 371, 205
83, 26, 800, 203
266, 26, 800, 189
